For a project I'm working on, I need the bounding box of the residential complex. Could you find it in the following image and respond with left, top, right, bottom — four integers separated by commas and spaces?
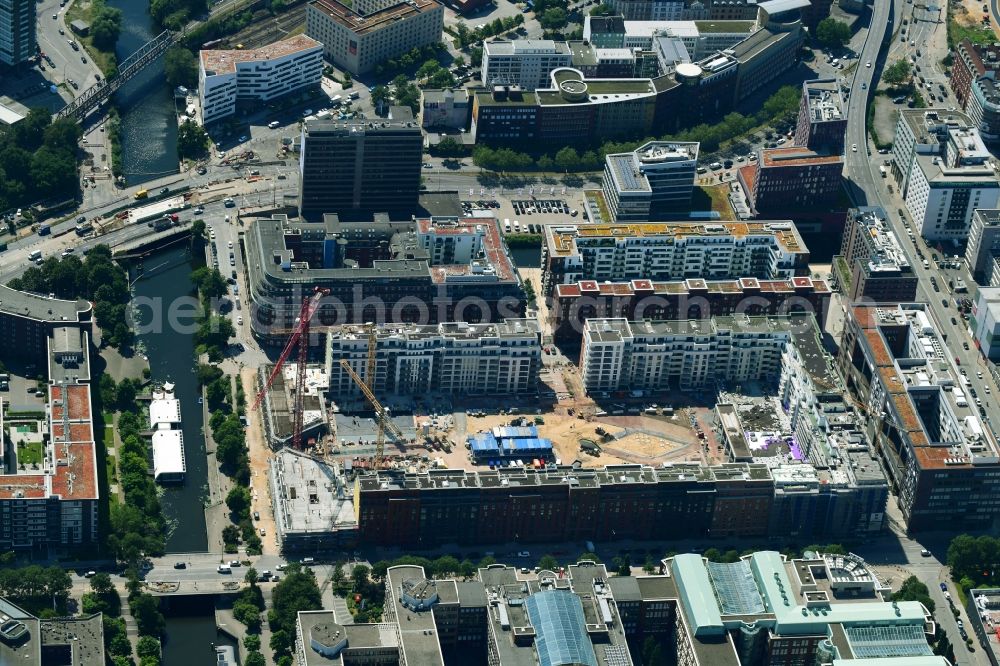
838, 303, 1000, 532
550, 275, 832, 339
305, 0, 444, 75
892, 109, 1000, 241
541, 221, 810, 297
298, 109, 422, 220
0, 285, 92, 367
0, 324, 98, 552
198, 35, 323, 125
269, 448, 357, 552
0, 0, 35, 66
601, 141, 698, 221
326, 319, 541, 397
951, 39, 1000, 142
839, 206, 918, 303
966, 208, 1000, 284
243, 213, 523, 342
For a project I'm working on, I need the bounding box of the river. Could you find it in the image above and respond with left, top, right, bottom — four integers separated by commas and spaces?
108, 0, 178, 186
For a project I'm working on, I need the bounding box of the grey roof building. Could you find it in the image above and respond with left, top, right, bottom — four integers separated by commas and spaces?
0, 597, 105, 665
0, 285, 92, 366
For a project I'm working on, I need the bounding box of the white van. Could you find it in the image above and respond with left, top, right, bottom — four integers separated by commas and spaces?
217, 564, 232, 574
922, 259, 930, 269
268, 121, 280, 129
28, 250, 42, 261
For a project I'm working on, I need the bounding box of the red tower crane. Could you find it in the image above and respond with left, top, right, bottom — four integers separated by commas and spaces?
251, 287, 329, 449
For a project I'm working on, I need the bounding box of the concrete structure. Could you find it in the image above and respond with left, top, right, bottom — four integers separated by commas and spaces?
326, 319, 541, 397
542, 220, 809, 296
269, 448, 357, 551
967, 208, 1000, 283
0, 285, 92, 367
551, 275, 832, 339
839, 302, 1000, 532
581, 16, 757, 58
244, 213, 523, 342
421, 88, 471, 130
299, 109, 422, 220
972, 287, 1000, 361
951, 40, 1000, 143
742, 145, 844, 215
0, 325, 99, 553
966, 588, 1000, 666
257, 362, 328, 448
198, 35, 323, 125
892, 109, 1000, 241
481, 39, 573, 90
0, 598, 104, 665
0, 0, 35, 66
602, 141, 699, 221
295, 611, 399, 665
579, 312, 823, 392
839, 206, 918, 302
306, 0, 444, 75
795, 77, 846, 153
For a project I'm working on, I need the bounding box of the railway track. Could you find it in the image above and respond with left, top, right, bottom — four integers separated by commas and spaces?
225, 1, 308, 49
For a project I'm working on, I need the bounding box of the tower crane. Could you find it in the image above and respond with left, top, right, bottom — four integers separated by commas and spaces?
251, 287, 330, 449
338, 323, 404, 467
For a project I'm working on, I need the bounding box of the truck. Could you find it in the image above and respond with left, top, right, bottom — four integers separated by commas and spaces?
75, 222, 93, 235
37, 224, 50, 236
955, 279, 967, 292
330, 94, 343, 106
879, 165, 887, 178
29, 250, 42, 261
152, 213, 179, 231
349, 91, 360, 100
134, 189, 148, 200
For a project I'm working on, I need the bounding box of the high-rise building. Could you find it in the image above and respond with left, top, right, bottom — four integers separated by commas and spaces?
0, 0, 36, 66
966, 208, 1000, 283
950, 39, 1000, 142
298, 109, 422, 220
839, 206, 917, 302
602, 141, 699, 221
794, 78, 846, 152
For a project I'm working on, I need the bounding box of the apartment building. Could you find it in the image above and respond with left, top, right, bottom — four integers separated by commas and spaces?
950, 39, 1000, 142
326, 319, 541, 397
306, 0, 444, 75
839, 302, 1000, 532
298, 109, 422, 219
602, 141, 699, 221
794, 77, 846, 153
0, 0, 35, 66
579, 313, 822, 392
0, 285, 92, 367
244, 213, 523, 342
892, 109, 1000, 240
966, 208, 1000, 283
481, 39, 573, 90
198, 35, 323, 124
550, 275, 832, 339
541, 220, 810, 296
839, 206, 918, 303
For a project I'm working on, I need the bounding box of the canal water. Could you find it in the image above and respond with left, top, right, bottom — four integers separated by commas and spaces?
131, 244, 209, 552
162, 597, 240, 666
108, 0, 178, 186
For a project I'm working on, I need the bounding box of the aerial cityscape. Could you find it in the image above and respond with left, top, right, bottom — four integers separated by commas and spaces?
2, 0, 1000, 664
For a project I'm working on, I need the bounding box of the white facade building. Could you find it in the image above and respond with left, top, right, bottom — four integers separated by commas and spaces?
973, 287, 1000, 361
481, 40, 573, 90
199, 35, 323, 125
602, 141, 699, 221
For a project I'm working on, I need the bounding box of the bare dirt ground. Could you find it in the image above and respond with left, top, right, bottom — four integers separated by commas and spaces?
958, 0, 988, 27
241, 367, 278, 556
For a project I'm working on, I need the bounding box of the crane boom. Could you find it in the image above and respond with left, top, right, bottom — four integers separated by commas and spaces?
338, 359, 405, 440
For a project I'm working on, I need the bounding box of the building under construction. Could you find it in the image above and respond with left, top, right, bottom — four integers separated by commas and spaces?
257, 362, 330, 449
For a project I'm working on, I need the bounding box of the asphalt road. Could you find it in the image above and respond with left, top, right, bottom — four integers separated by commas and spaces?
36, 0, 103, 93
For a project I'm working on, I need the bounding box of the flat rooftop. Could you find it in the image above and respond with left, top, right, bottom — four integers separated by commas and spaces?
200, 35, 321, 75
847, 207, 911, 273
308, 0, 441, 36
899, 108, 977, 146
803, 78, 844, 123
270, 449, 356, 537
0, 285, 91, 324
484, 39, 570, 55
386, 566, 446, 666
760, 146, 843, 168
555, 276, 830, 299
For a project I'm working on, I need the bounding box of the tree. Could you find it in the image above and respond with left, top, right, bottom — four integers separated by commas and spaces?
351, 564, 371, 591
137, 636, 161, 660
244, 634, 261, 651
883, 59, 913, 87
815, 18, 850, 48
245, 567, 259, 586
554, 146, 580, 172
190, 266, 227, 299
130, 593, 165, 636
177, 120, 209, 160
91, 0, 123, 51
270, 565, 322, 659
539, 7, 568, 30
538, 555, 559, 571
892, 575, 935, 612
590, 3, 614, 14
234, 598, 262, 632
164, 46, 199, 88
245, 652, 266, 666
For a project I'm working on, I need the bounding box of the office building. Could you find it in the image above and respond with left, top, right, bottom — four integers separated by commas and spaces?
839, 206, 918, 302
741, 145, 844, 215
892, 109, 1000, 241
551, 275, 831, 339
244, 214, 523, 342
326, 319, 541, 397
542, 221, 810, 296
0, 0, 35, 66
306, 0, 443, 75
0, 285, 92, 367
298, 109, 422, 219
972, 287, 1000, 361
795, 77, 846, 152
481, 39, 573, 90
839, 302, 1000, 532
421, 88, 471, 130
951, 40, 1000, 142
581, 16, 757, 58
669, 550, 942, 666
0, 597, 105, 665
198, 35, 323, 124
0, 325, 99, 552
966, 209, 1000, 284
602, 141, 698, 221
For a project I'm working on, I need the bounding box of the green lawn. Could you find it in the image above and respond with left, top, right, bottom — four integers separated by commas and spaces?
65, 0, 118, 77
17, 441, 42, 467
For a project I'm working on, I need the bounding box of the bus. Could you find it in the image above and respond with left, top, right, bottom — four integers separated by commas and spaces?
134, 189, 148, 200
